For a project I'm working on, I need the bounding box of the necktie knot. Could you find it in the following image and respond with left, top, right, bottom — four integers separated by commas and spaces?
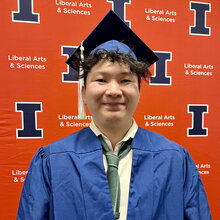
106, 152, 119, 169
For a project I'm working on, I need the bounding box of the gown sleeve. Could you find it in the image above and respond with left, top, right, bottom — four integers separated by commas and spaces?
183, 149, 212, 220
17, 147, 51, 220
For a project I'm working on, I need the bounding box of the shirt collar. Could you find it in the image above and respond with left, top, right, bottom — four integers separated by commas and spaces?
90, 120, 138, 154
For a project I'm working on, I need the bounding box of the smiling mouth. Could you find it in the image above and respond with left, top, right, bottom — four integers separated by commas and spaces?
103, 103, 125, 110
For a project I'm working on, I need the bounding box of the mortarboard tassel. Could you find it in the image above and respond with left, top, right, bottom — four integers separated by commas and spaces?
78, 41, 86, 119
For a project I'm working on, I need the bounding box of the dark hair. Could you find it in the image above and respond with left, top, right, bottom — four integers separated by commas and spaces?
74, 49, 151, 87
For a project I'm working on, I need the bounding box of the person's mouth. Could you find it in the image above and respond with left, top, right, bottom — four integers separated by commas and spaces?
102, 102, 125, 110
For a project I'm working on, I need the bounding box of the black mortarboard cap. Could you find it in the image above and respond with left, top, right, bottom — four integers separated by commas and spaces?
66, 10, 158, 69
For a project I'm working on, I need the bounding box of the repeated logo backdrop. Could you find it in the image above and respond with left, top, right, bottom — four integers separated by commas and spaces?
0, 0, 220, 219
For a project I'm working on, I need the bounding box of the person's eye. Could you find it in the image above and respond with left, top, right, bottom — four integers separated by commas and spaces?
121, 79, 132, 83
95, 79, 106, 83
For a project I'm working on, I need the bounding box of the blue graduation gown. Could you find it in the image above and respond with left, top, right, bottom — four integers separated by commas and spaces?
17, 127, 211, 220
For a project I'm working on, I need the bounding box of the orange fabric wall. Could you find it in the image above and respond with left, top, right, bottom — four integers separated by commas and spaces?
0, 0, 219, 219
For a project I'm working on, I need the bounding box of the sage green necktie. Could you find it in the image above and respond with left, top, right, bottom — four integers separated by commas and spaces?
100, 137, 132, 220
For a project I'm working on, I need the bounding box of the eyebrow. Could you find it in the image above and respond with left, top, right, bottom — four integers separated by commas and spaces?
94, 71, 134, 76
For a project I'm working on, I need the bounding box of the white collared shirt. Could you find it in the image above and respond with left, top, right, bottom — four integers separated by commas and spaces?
90, 121, 138, 220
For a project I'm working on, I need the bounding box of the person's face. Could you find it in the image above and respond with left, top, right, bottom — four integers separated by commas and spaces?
82, 60, 140, 127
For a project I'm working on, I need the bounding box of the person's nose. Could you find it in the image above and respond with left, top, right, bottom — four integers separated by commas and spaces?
105, 81, 122, 97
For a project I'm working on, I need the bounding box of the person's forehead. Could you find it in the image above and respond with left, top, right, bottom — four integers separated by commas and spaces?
87, 60, 138, 80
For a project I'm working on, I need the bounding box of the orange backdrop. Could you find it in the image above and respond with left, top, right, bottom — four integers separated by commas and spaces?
0, 0, 219, 219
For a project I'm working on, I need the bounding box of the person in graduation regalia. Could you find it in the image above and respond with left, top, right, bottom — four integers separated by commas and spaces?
17, 10, 211, 220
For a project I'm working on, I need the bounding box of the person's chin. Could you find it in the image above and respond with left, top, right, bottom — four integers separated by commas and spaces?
102, 112, 125, 123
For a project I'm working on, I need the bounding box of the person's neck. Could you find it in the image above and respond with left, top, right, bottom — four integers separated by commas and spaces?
94, 120, 133, 149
